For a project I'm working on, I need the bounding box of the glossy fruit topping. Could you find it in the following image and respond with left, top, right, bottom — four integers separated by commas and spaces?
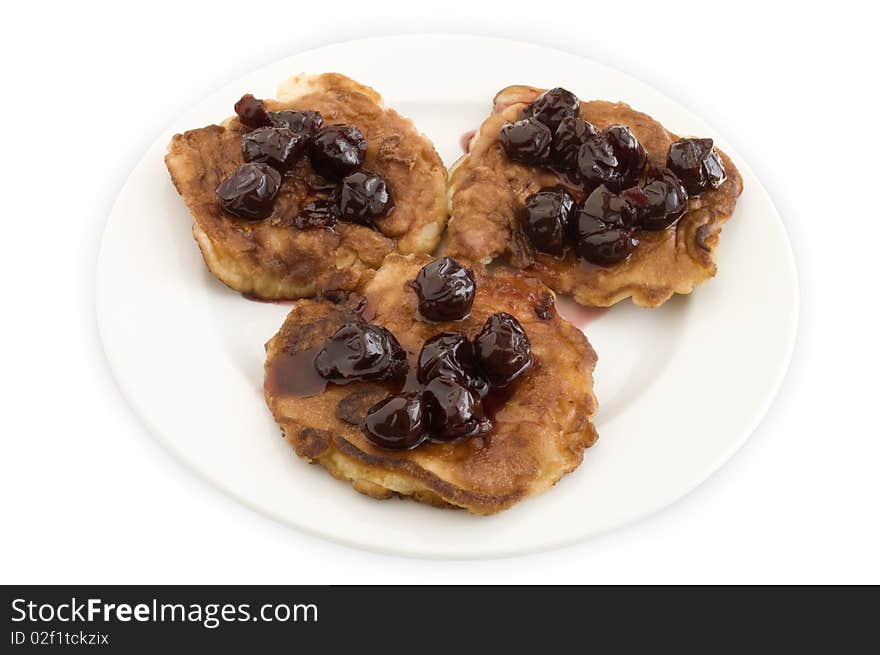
313, 322, 407, 384
241, 126, 306, 172
362, 393, 427, 450
578, 125, 647, 191
603, 125, 648, 189
293, 200, 337, 230
622, 168, 689, 231
572, 185, 639, 265
666, 138, 726, 195
335, 171, 394, 225
551, 116, 600, 171
499, 119, 552, 165
234, 94, 270, 128
215, 163, 281, 220
422, 377, 493, 441
409, 258, 476, 322
522, 87, 580, 131
267, 109, 324, 137
308, 124, 367, 180
417, 332, 488, 397
575, 224, 638, 266
518, 187, 575, 256
473, 313, 532, 388
578, 184, 636, 230
577, 136, 620, 189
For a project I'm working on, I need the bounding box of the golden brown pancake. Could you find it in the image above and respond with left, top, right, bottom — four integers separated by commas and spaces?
165, 73, 448, 300
447, 85, 744, 308
263, 253, 598, 514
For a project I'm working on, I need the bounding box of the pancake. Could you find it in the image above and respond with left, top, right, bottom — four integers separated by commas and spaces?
165, 73, 448, 300
447, 85, 743, 307
263, 253, 598, 514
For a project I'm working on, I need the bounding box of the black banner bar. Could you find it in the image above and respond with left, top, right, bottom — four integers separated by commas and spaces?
2, 586, 876, 651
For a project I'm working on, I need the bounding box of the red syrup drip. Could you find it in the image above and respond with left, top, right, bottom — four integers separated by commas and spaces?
480, 381, 517, 424
264, 344, 327, 398
554, 296, 608, 330
264, 294, 384, 400
460, 129, 476, 153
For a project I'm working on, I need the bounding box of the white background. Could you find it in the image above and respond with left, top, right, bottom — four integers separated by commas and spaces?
2, 0, 878, 583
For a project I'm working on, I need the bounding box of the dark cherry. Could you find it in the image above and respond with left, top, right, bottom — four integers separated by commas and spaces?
308, 124, 367, 180
267, 109, 324, 136
234, 94, 270, 128
313, 322, 407, 384
667, 138, 726, 195
417, 332, 488, 398
604, 125, 647, 190
522, 87, 580, 131
576, 184, 636, 230
577, 136, 621, 189
362, 393, 427, 450
335, 171, 394, 225
294, 200, 337, 230
578, 126, 647, 191
241, 126, 307, 172
473, 313, 532, 388
518, 187, 574, 256
575, 225, 637, 266
551, 116, 600, 171
499, 119, 552, 165
215, 163, 281, 220
422, 377, 493, 441
409, 257, 476, 322
572, 185, 638, 266
622, 168, 688, 231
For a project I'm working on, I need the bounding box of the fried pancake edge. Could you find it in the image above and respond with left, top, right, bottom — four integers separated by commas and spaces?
165, 73, 449, 300
446, 85, 744, 308
263, 253, 599, 515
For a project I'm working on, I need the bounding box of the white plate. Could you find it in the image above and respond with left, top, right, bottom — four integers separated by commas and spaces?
97, 35, 797, 559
